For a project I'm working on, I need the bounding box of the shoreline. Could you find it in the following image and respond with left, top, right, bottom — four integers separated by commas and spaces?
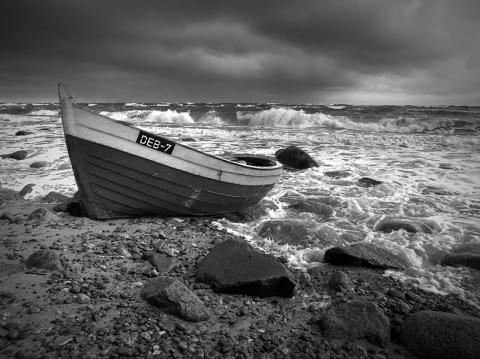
1, 194, 480, 358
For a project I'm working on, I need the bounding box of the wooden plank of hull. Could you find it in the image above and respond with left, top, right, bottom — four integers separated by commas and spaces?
66, 135, 276, 219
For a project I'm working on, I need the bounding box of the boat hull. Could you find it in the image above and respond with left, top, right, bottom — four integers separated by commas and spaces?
66, 135, 277, 218
58, 83, 283, 219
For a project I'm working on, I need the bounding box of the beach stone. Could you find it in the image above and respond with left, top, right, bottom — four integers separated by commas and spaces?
28, 207, 59, 222
302, 249, 324, 263
142, 251, 175, 274
440, 253, 480, 270
421, 186, 456, 195
30, 161, 48, 168
288, 200, 335, 220
52, 191, 83, 213
328, 271, 354, 292
400, 310, 480, 359
140, 276, 210, 322
357, 177, 383, 187
0, 212, 16, 222
43, 191, 70, 203
1, 150, 28, 160
375, 217, 433, 234
324, 170, 352, 178
439, 162, 458, 170
319, 300, 390, 347
324, 243, 405, 270
275, 146, 319, 169
15, 131, 34, 136
259, 219, 343, 248
19, 184, 35, 197
55, 191, 87, 217
25, 249, 64, 271
196, 239, 295, 298
67, 200, 86, 217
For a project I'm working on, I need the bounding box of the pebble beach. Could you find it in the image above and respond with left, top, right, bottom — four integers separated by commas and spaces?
1, 190, 480, 359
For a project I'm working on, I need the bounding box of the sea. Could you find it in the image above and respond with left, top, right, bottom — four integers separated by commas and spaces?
1, 102, 480, 307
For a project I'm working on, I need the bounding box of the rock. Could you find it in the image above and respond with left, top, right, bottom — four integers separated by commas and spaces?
43, 191, 70, 203
28, 208, 59, 222
451, 242, 480, 255
289, 200, 335, 219
324, 170, 352, 179
0, 212, 16, 222
19, 184, 35, 197
30, 161, 48, 168
221, 202, 269, 223
358, 177, 383, 187
375, 217, 433, 234
319, 300, 390, 347
52, 191, 84, 215
421, 186, 456, 195
440, 253, 480, 270
275, 146, 319, 169
25, 249, 64, 271
15, 131, 34, 136
328, 271, 354, 292
259, 219, 343, 248
140, 276, 210, 322
77, 294, 91, 304
196, 239, 295, 298
400, 310, 480, 359
324, 243, 405, 270
1, 150, 28, 160
439, 163, 458, 170
302, 249, 324, 263
142, 251, 175, 274
179, 137, 198, 142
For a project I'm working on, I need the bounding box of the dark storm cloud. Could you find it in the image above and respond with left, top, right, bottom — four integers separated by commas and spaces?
1, 0, 479, 104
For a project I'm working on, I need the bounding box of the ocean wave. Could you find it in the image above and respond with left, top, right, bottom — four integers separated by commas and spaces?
236, 107, 477, 134
125, 102, 148, 107
326, 104, 346, 110
97, 105, 478, 134
198, 110, 226, 125
100, 110, 195, 124
144, 110, 194, 124
237, 108, 347, 128
29, 109, 59, 116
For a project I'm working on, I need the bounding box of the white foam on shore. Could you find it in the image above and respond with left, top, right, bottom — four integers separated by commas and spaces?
29, 110, 59, 116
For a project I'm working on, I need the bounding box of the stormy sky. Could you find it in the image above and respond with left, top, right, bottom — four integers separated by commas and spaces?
1, 0, 480, 104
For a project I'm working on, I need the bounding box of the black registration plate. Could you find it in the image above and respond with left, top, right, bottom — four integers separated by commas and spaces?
136, 131, 175, 154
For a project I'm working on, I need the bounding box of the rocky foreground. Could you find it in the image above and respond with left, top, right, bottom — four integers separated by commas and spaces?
1, 191, 480, 359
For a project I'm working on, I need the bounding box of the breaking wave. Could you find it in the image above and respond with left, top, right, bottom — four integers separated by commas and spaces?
237, 108, 478, 134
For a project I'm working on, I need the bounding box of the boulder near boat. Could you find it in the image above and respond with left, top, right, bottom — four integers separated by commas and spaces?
58, 83, 283, 219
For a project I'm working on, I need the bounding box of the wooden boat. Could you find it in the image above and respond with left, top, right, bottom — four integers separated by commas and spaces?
58, 83, 283, 219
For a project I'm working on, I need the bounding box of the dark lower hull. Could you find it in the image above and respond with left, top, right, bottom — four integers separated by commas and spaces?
66, 135, 276, 219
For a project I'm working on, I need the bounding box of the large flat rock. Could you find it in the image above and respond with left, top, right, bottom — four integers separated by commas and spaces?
196, 239, 295, 298
400, 310, 480, 359
324, 242, 405, 270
